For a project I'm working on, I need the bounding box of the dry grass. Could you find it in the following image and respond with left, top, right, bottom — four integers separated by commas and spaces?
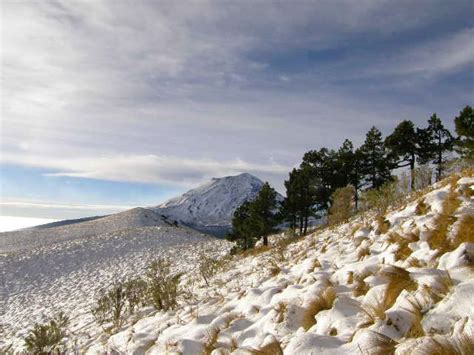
452, 215, 474, 247
388, 231, 419, 261
273, 302, 287, 323
301, 286, 336, 330
397, 333, 474, 355
202, 326, 219, 355
360, 266, 417, 326
428, 188, 461, 254
375, 215, 390, 235
415, 198, 430, 215
357, 245, 371, 261
268, 259, 281, 277
355, 330, 397, 355
401, 295, 425, 338
239, 245, 271, 258
246, 339, 284, 355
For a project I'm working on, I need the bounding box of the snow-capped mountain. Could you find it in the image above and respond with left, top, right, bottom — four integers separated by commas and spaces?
153, 173, 282, 236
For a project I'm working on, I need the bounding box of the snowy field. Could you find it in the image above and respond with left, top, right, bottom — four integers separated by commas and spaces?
1, 217, 230, 352
1, 175, 473, 354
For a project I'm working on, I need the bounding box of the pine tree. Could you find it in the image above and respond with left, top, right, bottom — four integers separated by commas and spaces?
283, 167, 316, 235
337, 139, 365, 209
229, 201, 256, 250
454, 105, 474, 160
359, 126, 392, 189
385, 120, 420, 190
418, 114, 454, 181
252, 182, 279, 246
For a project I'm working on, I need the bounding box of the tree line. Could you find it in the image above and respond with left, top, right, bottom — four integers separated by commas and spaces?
228, 105, 473, 251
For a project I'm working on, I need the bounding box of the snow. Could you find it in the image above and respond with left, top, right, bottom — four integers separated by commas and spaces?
1, 174, 473, 354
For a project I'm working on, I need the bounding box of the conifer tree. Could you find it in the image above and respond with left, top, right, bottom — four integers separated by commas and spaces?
359, 126, 392, 189
418, 114, 454, 181
337, 139, 365, 209
252, 182, 279, 246
454, 105, 474, 160
385, 120, 421, 190
229, 201, 256, 250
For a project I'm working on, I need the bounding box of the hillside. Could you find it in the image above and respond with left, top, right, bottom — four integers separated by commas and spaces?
153, 173, 282, 236
0, 207, 174, 253
4, 172, 471, 353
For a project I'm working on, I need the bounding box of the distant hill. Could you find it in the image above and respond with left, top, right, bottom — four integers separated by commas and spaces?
0, 207, 176, 253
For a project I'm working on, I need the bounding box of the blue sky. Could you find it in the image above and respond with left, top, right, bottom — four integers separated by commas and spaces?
1, 0, 473, 219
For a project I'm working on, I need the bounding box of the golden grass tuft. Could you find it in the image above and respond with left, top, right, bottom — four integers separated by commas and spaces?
360, 266, 417, 326
388, 231, 419, 261
452, 215, 474, 247
375, 215, 390, 235
202, 326, 220, 355
355, 330, 397, 355
357, 245, 371, 261
428, 188, 461, 254
268, 259, 281, 277
415, 198, 430, 215
246, 339, 284, 355
301, 286, 336, 330
397, 333, 474, 355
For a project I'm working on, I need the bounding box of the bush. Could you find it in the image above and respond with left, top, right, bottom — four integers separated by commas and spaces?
24, 312, 69, 353
199, 255, 220, 286
92, 282, 127, 328
145, 259, 182, 311
328, 185, 355, 225
361, 180, 401, 215
124, 278, 147, 314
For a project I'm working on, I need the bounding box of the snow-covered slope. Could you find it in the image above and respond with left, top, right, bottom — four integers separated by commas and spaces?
0, 207, 174, 253
153, 173, 280, 235
3, 173, 473, 354
1, 222, 231, 351
85, 174, 474, 354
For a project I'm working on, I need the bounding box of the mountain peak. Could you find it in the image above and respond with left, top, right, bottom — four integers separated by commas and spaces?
153, 173, 279, 235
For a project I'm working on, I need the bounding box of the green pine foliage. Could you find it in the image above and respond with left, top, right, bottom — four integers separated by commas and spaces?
360, 126, 393, 189
418, 114, 454, 181
229, 182, 279, 250
454, 105, 474, 160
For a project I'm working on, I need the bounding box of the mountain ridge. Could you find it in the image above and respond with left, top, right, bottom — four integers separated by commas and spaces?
153, 173, 283, 235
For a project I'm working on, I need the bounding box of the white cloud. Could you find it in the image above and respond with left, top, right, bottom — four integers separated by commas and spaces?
1, 0, 472, 200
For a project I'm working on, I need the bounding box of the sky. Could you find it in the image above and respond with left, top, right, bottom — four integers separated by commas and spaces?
1, 0, 473, 222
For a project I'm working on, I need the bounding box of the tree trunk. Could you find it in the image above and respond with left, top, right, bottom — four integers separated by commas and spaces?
303, 215, 308, 235
263, 235, 268, 246
410, 156, 415, 191
437, 135, 442, 181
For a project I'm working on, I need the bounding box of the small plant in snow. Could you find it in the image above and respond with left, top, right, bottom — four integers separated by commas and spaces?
198, 255, 220, 286
145, 258, 182, 311
24, 312, 69, 353
92, 282, 127, 328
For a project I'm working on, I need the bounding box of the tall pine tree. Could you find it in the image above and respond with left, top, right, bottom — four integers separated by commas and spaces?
360, 126, 392, 189
418, 114, 454, 181
385, 120, 421, 190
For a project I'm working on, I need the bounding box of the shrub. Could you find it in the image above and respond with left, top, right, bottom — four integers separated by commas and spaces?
92, 282, 127, 328
199, 255, 220, 286
145, 259, 182, 311
361, 180, 400, 215
328, 185, 355, 225
124, 278, 147, 314
24, 312, 69, 353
